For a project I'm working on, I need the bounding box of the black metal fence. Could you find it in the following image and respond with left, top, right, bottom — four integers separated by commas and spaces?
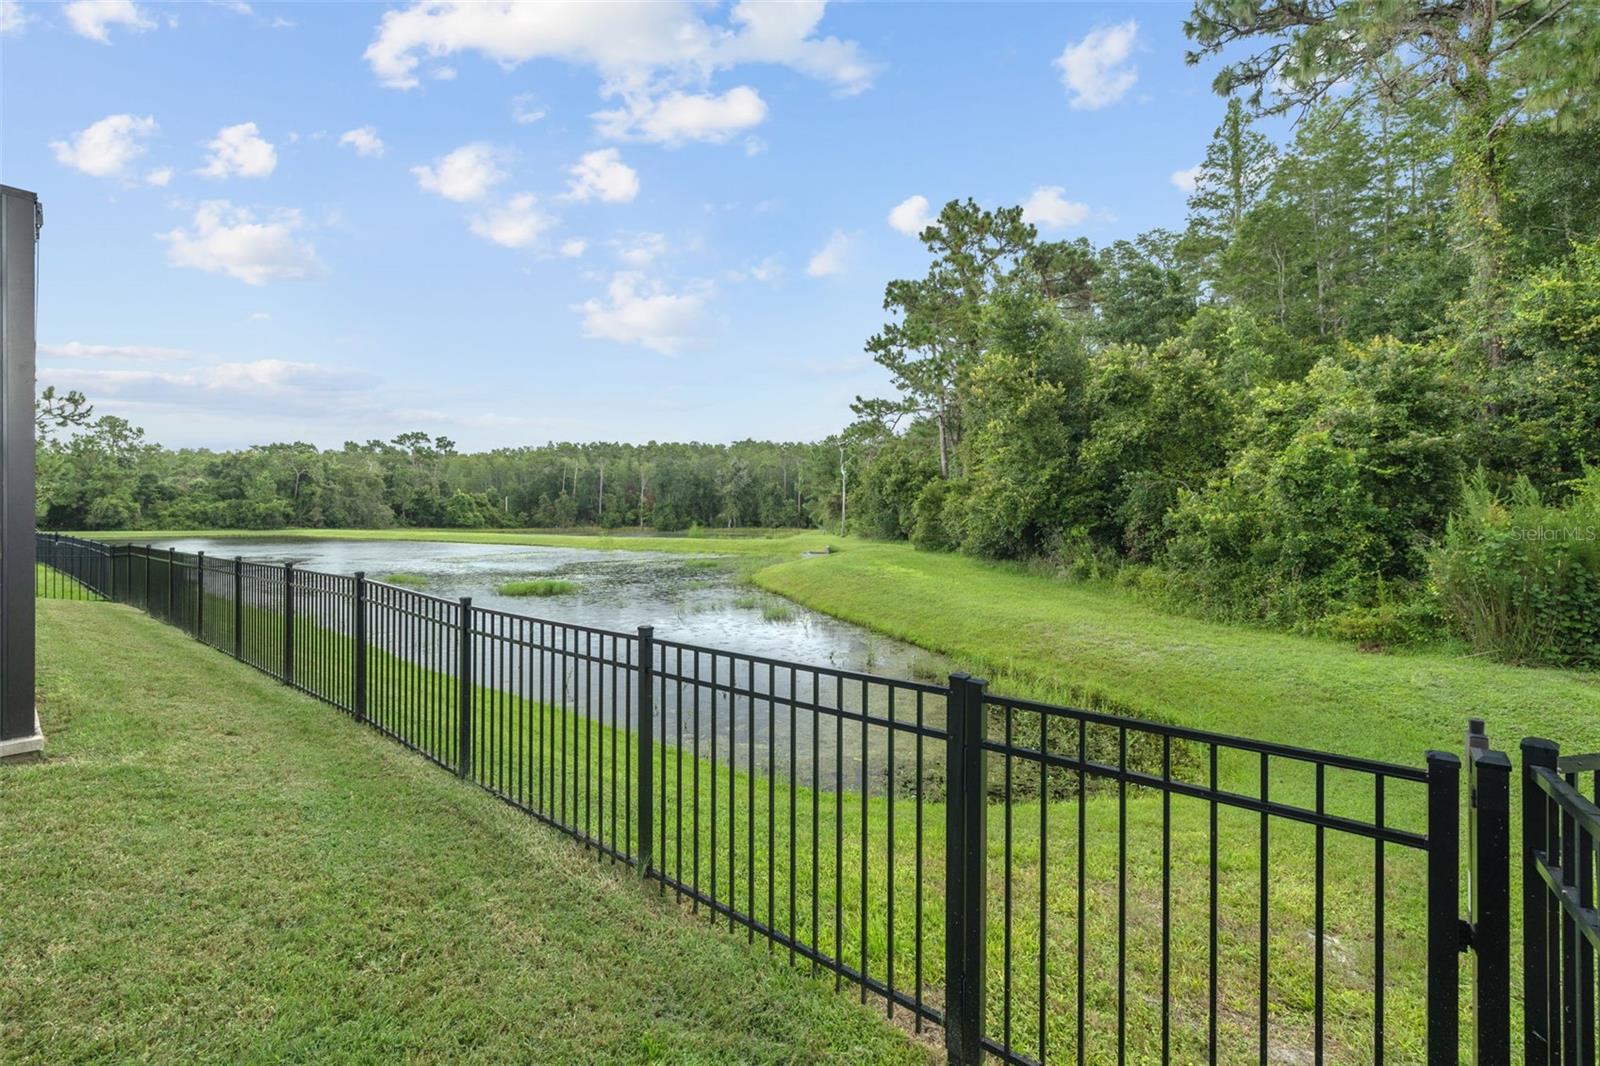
1520, 737, 1600, 1064
34, 533, 1597, 1065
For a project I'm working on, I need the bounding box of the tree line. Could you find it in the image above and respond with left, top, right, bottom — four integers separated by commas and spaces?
839, 0, 1600, 663
36, 416, 840, 534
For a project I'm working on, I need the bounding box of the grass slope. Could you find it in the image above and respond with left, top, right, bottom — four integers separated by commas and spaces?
754, 544, 1600, 762
1, 599, 930, 1065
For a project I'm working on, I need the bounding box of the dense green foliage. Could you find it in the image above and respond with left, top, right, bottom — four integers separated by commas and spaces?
1432, 469, 1600, 666
38, 429, 838, 534
838, 17, 1600, 661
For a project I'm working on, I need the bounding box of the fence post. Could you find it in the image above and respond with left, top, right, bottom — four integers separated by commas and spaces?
283, 562, 295, 685
945, 673, 988, 1066
195, 551, 205, 641
353, 572, 367, 722
1426, 749, 1462, 1065
167, 546, 176, 622
232, 557, 242, 660
1521, 737, 1560, 1061
636, 624, 654, 875
456, 597, 472, 779
1465, 721, 1511, 1066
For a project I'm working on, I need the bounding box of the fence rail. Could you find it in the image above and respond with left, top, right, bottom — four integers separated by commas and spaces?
36, 532, 1520, 1064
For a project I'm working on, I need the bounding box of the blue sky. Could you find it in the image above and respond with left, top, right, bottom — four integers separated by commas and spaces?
2, 1, 1245, 450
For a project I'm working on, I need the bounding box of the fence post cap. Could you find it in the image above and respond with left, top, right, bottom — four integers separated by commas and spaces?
1425, 750, 1461, 768
1520, 736, 1559, 757
637, 623, 653, 636
1475, 749, 1512, 772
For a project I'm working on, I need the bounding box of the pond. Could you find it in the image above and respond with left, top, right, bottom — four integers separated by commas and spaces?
139, 536, 950, 790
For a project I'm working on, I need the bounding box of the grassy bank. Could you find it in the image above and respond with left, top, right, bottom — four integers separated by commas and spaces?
2, 599, 929, 1065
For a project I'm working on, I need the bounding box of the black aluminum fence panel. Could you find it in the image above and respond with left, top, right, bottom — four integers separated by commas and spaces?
646, 634, 950, 1031
1522, 739, 1600, 1066
34, 534, 107, 600
38, 532, 1484, 1065
975, 690, 1447, 1066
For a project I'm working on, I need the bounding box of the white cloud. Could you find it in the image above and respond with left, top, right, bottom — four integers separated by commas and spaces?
594, 86, 768, 146
145, 166, 173, 187
200, 122, 277, 179
339, 126, 385, 158
575, 272, 711, 355
1170, 165, 1201, 193
47, 360, 372, 420
615, 232, 666, 266
161, 201, 323, 286
1021, 186, 1090, 229
50, 114, 158, 179
1055, 20, 1138, 110
559, 238, 587, 258
63, 0, 152, 42
806, 230, 851, 277
363, 0, 874, 96
249, 311, 272, 321
39, 341, 193, 361
887, 194, 933, 237
511, 93, 547, 125
563, 148, 639, 204
412, 142, 506, 202
1, 1, 30, 35
468, 193, 552, 249
728, 255, 782, 284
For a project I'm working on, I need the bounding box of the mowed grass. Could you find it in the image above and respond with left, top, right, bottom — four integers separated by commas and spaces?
1, 599, 932, 1066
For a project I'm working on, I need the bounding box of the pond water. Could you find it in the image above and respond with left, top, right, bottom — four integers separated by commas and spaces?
139, 536, 950, 790
142, 536, 933, 678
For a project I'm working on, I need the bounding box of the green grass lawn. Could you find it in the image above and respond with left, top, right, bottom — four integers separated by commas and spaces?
1, 599, 932, 1065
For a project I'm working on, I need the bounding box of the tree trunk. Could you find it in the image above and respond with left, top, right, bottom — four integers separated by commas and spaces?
838, 445, 847, 536
1458, 0, 1506, 367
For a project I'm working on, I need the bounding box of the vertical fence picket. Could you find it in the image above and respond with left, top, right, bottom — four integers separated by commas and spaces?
457, 597, 472, 779
1426, 751, 1462, 1066
353, 572, 367, 721
1466, 721, 1512, 1066
945, 672, 988, 1066
1525, 739, 1561, 1062
636, 624, 653, 875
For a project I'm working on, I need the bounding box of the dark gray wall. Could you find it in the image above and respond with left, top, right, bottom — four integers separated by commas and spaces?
0, 185, 38, 742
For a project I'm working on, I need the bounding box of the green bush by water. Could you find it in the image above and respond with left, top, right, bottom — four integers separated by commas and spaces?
379, 572, 428, 589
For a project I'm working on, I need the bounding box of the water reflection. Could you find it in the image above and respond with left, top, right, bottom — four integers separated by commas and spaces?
148, 536, 950, 790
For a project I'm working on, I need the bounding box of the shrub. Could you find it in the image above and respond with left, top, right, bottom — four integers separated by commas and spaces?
1430, 468, 1600, 666
909, 478, 956, 551
1157, 337, 1471, 626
